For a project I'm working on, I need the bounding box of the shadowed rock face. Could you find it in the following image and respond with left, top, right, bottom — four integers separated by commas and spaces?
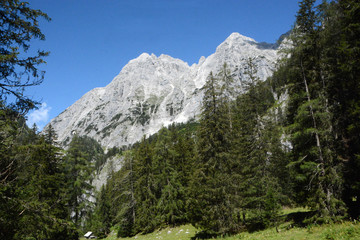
46, 32, 285, 149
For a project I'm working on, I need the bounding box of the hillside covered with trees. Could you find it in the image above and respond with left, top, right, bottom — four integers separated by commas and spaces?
1, 0, 360, 239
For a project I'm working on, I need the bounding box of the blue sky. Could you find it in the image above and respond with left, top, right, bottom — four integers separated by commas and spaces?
25, 0, 302, 129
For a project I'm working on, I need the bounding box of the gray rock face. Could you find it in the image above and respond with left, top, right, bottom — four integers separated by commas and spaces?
46, 33, 284, 148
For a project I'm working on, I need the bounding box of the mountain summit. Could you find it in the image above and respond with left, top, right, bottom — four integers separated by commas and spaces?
46, 33, 282, 148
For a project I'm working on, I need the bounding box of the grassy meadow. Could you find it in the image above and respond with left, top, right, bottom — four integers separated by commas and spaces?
96, 208, 360, 240
97, 222, 360, 240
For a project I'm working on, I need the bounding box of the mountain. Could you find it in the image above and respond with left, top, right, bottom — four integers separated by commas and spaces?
46, 33, 284, 148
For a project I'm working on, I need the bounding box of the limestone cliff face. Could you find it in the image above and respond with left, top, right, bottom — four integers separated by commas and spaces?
46, 33, 284, 148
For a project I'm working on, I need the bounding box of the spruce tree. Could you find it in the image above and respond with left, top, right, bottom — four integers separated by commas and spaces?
0, 0, 50, 113
15, 134, 77, 240
153, 127, 187, 226
283, 0, 346, 222
114, 151, 137, 237
90, 185, 112, 239
188, 71, 239, 235
133, 136, 158, 233
0, 106, 22, 240
320, 0, 360, 218
232, 58, 282, 229
218, 63, 235, 129
0, 113, 77, 239
64, 135, 94, 229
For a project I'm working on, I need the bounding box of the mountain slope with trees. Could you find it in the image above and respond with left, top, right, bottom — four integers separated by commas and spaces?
1, 0, 359, 239
91, 0, 360, 238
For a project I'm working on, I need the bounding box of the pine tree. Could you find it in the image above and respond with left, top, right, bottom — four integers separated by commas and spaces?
64, 135, 94, 229
319, 0, 360, 218
283, 0, 346, 222
0, 0, 50, 113
114, 151, 137, 237
153, 127, 187, 226
133, 136, 158, 233
188, 71, 239, 235
0, 106, 22, 240
218, 63, 235, 129
44, 123, 58, 144
232, 58, 282, 230
0, 1, 78, 238
90, 185, 112, 239
170, 123, 197, 224
15, 134, 77, 240
0, 114, 77, 240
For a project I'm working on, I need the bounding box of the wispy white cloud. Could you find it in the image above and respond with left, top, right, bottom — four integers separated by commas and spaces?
27, 102, 51, 130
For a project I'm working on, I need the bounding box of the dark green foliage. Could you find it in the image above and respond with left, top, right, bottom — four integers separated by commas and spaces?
15, 133, 78, 240
0, 105, 78, 240
0, 106, 24, 240
0, 0, 50, 113
133, 137, 158, 233
187, 69, 241, 235
88, 185, 112, 239
185, 61, 288, 235
105, 146, 122, 159
152, 127, 189, 226
232, 59, 286, 231
131, 127, 195, 233
63, 135, 95, 230
114, 152, 137, 237
268, 0, 360, 223
74, 135, 106, 173
329, 0, 360, 219
235, 84, 284, 229
275, 0, 350, 223
0, 1, 81, 238
91, 121, 196, 237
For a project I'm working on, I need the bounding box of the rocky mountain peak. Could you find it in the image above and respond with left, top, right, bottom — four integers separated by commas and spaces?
220, 32, 256, 47
46, 32, 282, 149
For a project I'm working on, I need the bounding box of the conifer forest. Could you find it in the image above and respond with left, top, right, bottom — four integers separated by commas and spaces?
1, 0, 360, 239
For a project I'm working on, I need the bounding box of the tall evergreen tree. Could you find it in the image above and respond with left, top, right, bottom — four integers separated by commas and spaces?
64, 135, 94, 229
319, 0, 360, 218
219, 63, 235, 129
90, 184, 112, 239
114, 151, 137, 237
188, 71, 239, 235
15, 133, 77, 240
0, 109, 77, 239
133, 136, 158, 233
153, 127, 187, 226
281, 0, 346, 222
0, 106, 23, 240
232, 58, 282, 229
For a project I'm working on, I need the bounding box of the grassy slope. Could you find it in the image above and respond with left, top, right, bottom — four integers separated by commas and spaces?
98, 208, 360, 240
100, 222, 360, 240
229, 222, 360, 240
103, 225, 197, 240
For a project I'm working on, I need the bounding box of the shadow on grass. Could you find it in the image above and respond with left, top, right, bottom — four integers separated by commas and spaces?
284, 210, 316, 227
190, 231, 218, 239
190, 210, 317, 239
246, 210, 317, 234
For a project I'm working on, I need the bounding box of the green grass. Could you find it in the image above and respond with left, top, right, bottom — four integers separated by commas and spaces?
103, 225, 198, 240
99, 208, 360, 240
100, 221, 360, 240
280, 206, 309, 215
235, 221, 360, 240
